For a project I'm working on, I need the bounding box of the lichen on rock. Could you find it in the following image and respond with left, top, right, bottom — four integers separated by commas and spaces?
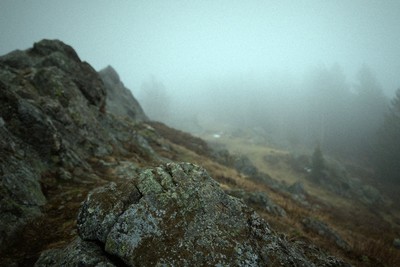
0, 39, 157, 252
35, 237, 116, 267
75, 162, 345, 266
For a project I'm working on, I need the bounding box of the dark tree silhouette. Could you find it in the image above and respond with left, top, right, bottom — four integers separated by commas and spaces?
310, 144, 326, 183
139, 76, 170, 122
373, 88, 400, 184
352, 65, 388, 156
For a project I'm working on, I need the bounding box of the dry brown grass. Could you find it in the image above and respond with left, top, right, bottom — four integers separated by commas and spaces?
197, 134, 400, 267
5, 128, 399, 266
349, 236, 400, 266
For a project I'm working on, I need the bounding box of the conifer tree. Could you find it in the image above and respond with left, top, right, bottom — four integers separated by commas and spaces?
310, 144, 326, 183
374, 88, 400, 184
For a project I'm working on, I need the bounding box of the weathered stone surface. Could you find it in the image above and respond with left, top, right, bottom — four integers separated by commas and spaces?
34, 237, 116, 267
287, 181, 311, 207
0, 39, 153, 250
212, 149, 257, 176
32, 40, 106, 110
31, 39, 81, 62
76, 162, 346, 266
226, 189, 287, 217
0, 117, 46, 250
233, 155, 258, 176
78, 181, 142, 244
302, 217, 350, 251
99, 65, 147, 121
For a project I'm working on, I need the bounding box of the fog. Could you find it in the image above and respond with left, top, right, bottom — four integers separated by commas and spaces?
1, 1, 400, 156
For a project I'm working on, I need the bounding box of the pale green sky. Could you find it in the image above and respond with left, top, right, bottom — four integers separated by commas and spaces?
1, 0, 399, 96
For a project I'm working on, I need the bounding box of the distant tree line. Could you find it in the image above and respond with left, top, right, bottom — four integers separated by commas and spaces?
373, 88, 400, 184
299, 64, 388, 159
136, 64, 400, 185
219, 64, 389, 161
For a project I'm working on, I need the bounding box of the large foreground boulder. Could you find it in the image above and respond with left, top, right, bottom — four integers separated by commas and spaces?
37, 162, 349, 266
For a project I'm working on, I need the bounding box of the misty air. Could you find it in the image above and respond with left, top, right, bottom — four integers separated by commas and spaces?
1, 1, 400, 266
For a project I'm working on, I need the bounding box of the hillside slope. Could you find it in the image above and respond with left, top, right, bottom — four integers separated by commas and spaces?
200, 131, 400, 266
0, 40, 398, 266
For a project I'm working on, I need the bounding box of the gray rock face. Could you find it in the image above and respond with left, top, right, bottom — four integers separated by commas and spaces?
233, 155, 258, 176
226, 189, 287, 217
74, 162, 346, 266
287, 181, 311, 207
99, 65, 147, 121
33, 40, 106, 109
35, 238, 116, 267
0, 108, 46, 250
78, 181, 142, 244
0, 39, 153, 250
302, 217, 350, 251
212, 149, 257, 176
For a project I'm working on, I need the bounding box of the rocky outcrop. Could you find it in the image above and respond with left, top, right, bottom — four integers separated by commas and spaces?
288, 181, 306, 196
225, 189, 287, 217
212, 148, 288, 193
0, 119, 46, 249
287, 181, 311, 206
302, 217, 350, 251
0, 39, 154, 251
35, 238, 116, 267
77, 162, 278, 266
35, 162, 349, 266
99, 65, 147, 121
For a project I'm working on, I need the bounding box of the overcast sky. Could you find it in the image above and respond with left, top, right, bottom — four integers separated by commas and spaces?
1, 0, 399, 97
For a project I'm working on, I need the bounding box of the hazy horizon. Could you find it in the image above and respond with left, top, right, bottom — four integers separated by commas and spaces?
1, 0, 399, 100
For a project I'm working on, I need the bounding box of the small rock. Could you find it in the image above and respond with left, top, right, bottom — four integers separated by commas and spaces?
35, 237, 116, 267
233, 155, 258, 176
288, 181, 306, 196
394, 238, 400, 249
302, 217, 350, 251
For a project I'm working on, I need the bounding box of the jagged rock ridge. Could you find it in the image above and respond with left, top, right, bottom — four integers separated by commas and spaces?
0, 39, 154, 253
